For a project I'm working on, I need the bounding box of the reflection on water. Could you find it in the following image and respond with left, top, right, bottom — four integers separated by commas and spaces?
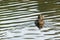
0, 0, 60, 40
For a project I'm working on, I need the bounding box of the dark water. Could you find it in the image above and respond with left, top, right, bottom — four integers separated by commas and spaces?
0, 0, 60, 40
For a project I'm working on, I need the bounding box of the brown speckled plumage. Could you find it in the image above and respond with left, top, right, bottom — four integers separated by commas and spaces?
35, 15, 44, 29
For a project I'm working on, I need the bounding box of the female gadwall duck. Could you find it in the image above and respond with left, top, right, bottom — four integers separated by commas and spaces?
35, 15, 44, 29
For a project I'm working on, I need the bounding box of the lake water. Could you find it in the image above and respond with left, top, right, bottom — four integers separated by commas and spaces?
0, 0, 60, 40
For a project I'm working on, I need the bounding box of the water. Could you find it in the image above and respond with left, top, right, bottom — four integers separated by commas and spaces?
0, 0, 60, 40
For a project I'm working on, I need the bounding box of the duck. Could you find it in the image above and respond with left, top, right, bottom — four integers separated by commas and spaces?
35, 15, 44, 29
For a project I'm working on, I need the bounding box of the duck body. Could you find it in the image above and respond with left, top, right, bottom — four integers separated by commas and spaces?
35, 15, 44, 29
38, 19, 44, 28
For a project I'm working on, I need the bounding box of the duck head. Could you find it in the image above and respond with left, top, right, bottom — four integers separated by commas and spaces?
38, 15, 44, 20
